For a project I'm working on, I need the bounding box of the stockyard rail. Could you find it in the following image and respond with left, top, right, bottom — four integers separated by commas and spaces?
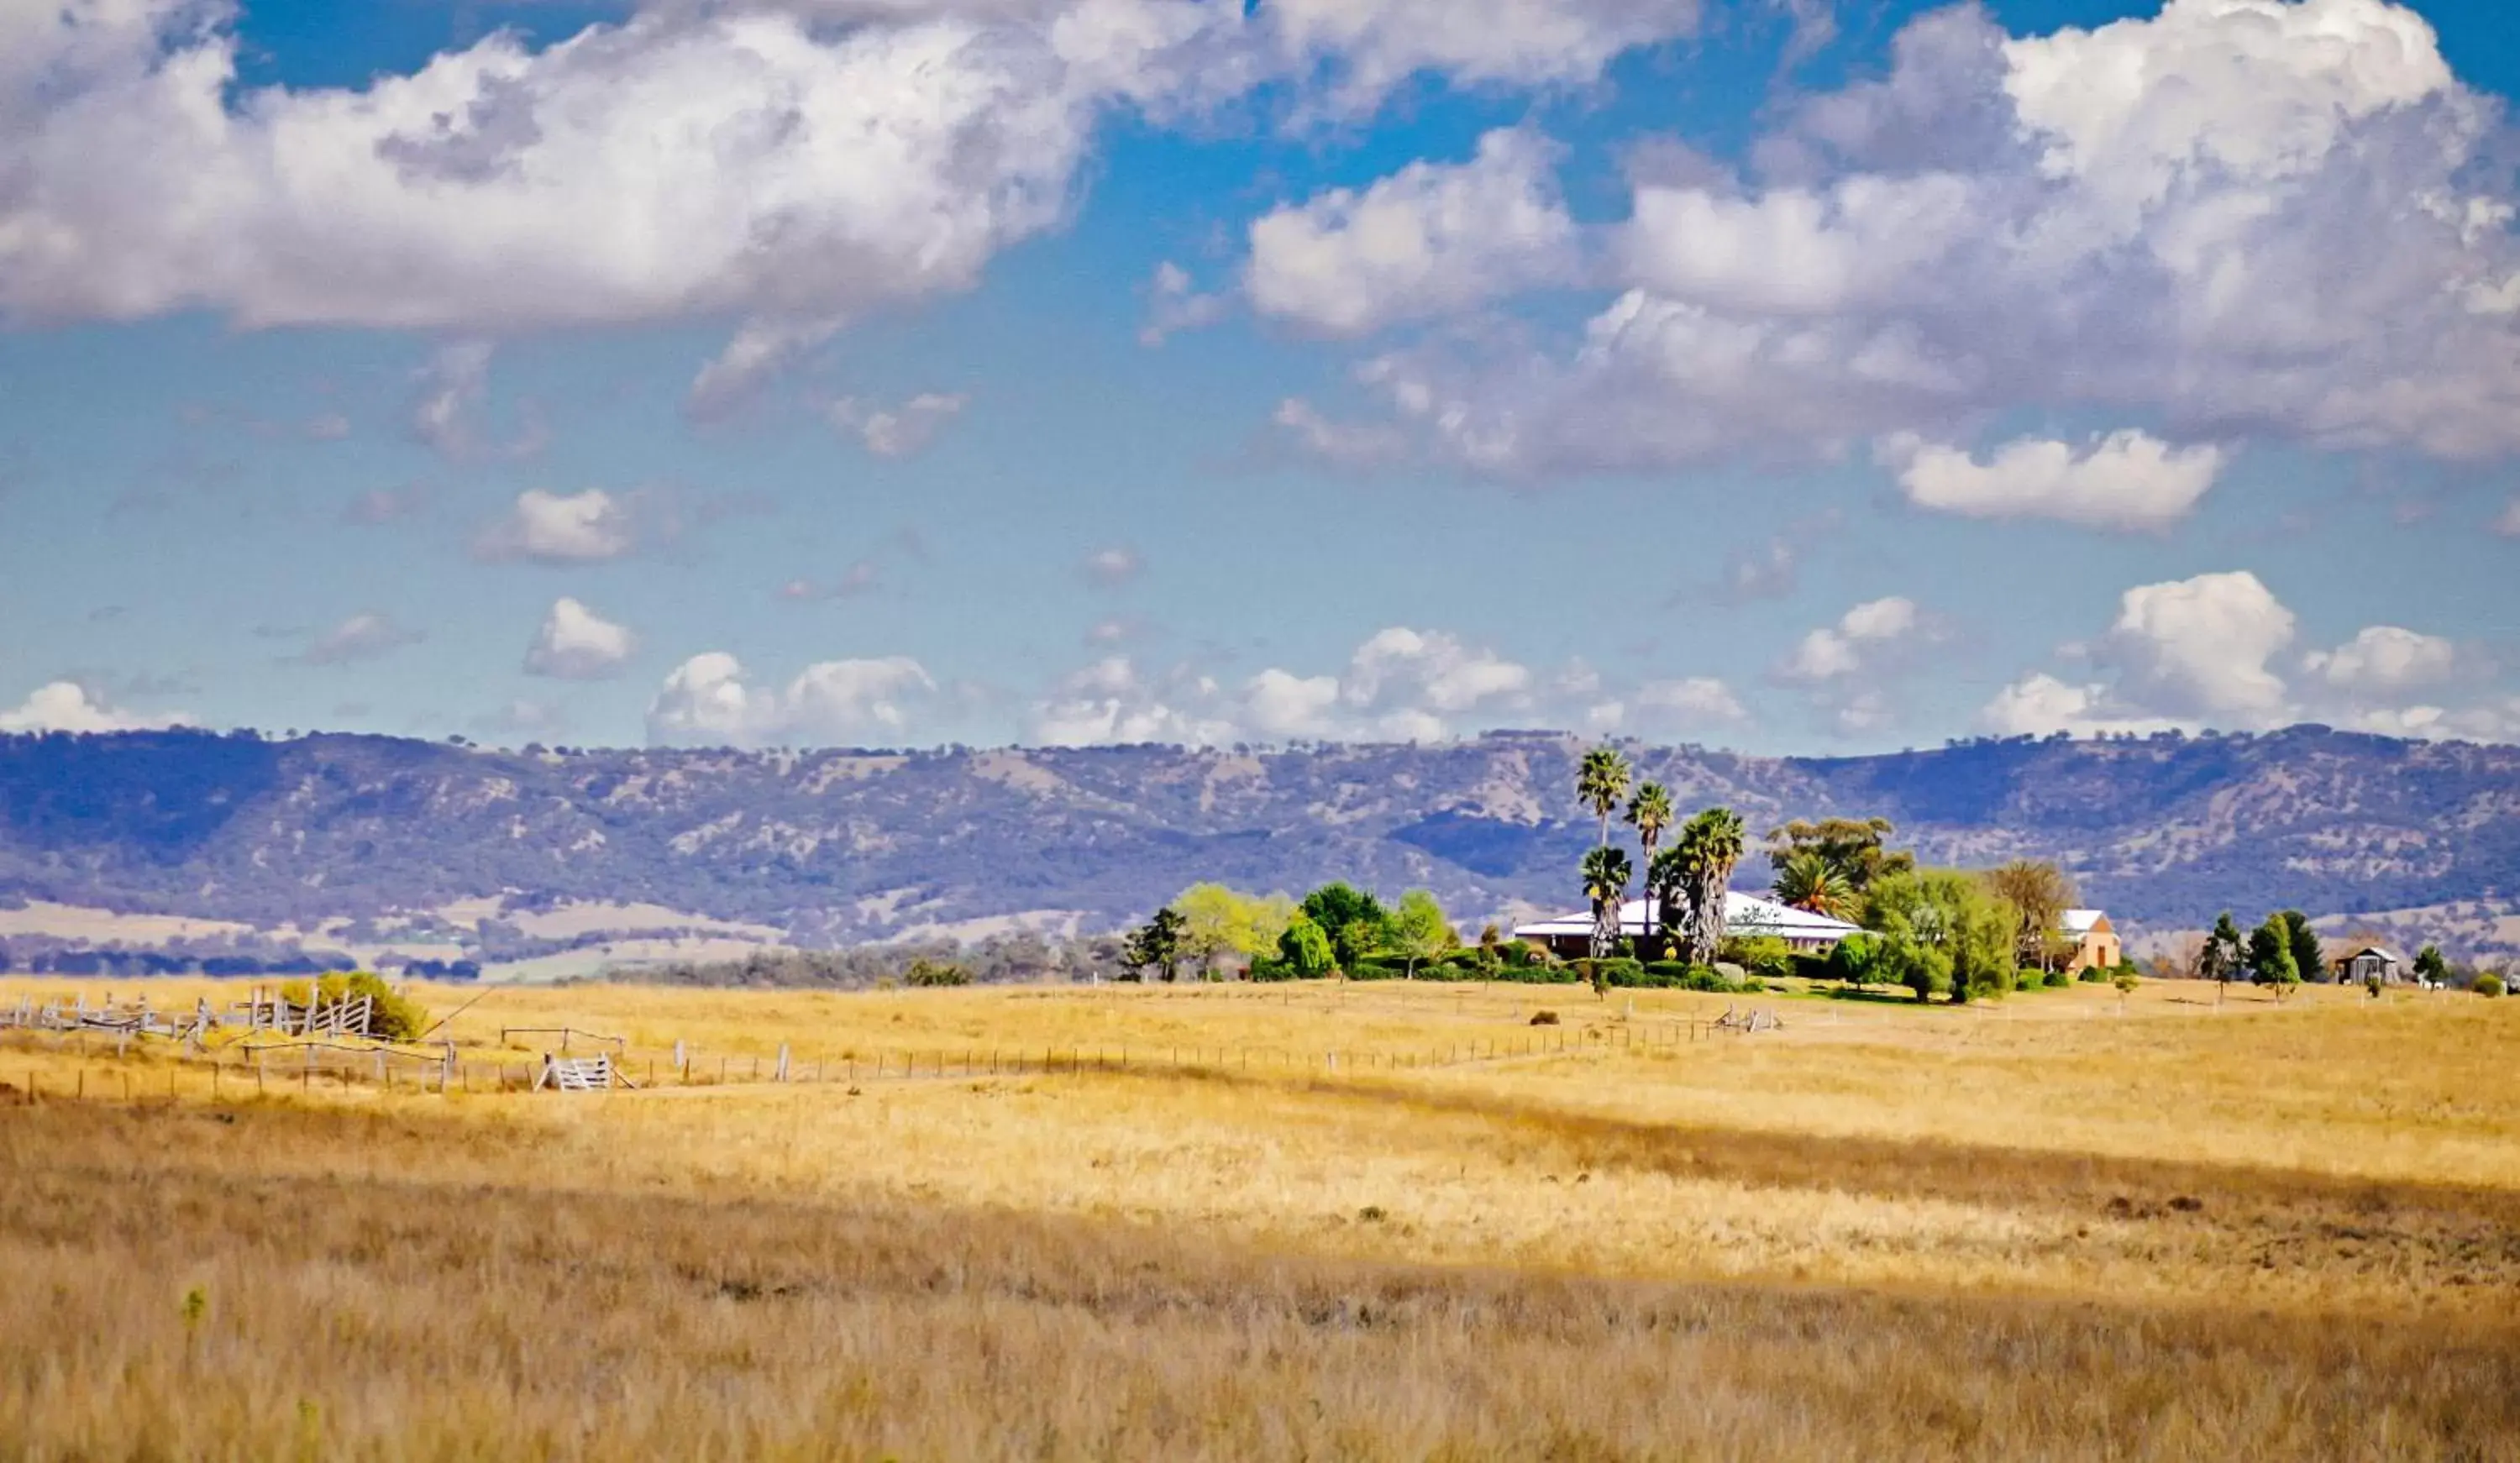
3, 1009, 1779, 1105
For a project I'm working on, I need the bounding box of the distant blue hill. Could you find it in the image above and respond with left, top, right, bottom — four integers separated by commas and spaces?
2, 725, 2513, 952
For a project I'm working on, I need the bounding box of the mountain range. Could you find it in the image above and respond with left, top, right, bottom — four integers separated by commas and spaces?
3, 725, 2516, 963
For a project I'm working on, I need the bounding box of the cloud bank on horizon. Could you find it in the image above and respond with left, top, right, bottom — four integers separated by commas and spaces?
1, 0, 2516, 751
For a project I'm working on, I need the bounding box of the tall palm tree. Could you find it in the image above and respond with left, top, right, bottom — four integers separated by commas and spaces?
1624, 781, 1673, 941
1580, 845, 1632, 962
1772, 849, 1851, 919
1576, 745, 1630, 849
1674, 806, 1747, 965
1646, 845, 1688, 962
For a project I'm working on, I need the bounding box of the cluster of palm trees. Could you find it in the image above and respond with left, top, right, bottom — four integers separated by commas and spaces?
1575, 746, 1746, 965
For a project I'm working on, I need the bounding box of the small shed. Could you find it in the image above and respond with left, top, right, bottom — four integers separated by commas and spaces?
2336, 946, 2403, 984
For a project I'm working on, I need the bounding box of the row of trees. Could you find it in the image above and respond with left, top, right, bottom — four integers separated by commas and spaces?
1122, 882, 1461, 983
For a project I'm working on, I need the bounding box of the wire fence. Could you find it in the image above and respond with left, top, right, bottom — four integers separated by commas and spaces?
3, 1012, 1777, 1105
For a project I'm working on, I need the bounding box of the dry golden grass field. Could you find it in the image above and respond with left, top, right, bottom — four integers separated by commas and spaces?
3, 973, 2517, 1460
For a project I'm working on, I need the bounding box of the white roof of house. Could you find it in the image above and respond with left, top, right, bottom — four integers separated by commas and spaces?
2344, 946, 2403, 963
2061, 909, 2108, 936
1513, 891, 1862, 941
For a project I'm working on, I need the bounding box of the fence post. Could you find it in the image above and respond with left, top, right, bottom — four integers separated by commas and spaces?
776, 1045, 790, 1083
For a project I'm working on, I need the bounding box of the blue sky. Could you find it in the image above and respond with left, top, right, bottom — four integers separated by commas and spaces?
2, 0, 2517, 752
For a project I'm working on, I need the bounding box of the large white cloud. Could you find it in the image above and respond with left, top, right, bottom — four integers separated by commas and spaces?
524, 598, 639, 679
1246, 128, 1579, 336
1297, 0, 2520, 474
1981, 569, 2493, 737
1878, 428, 2227, 531
0, 681, 191, 733
647, 651, 936, 746
0, 0, 1721, 418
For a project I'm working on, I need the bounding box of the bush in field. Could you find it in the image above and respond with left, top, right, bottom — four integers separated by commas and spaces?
283, 971, 430, 1041
2475, 973, 2505, 999
2042, 968, 2071, 988
904, 958, 969, 988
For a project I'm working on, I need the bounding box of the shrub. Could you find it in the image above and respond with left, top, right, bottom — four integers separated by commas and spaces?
1247, 957, 1296, 983
2077, 967, 2107, 983
2476, 973, 2505, 999
1529, 1009, 1560, 1026
2042, 968, 2071, 988
1719, 936, 1795, 981
903, 958, 969, 988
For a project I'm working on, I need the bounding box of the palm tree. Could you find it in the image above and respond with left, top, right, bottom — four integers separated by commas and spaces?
1772, 849, 1851, 919
1646, 845, 1688, 962
1624, 781, 1673, 941
1580, 845, 1632, 962
1576, 745, 1630, 849
1673, 806, 1747, 965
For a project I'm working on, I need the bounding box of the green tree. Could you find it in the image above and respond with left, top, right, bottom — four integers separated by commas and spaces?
1276, 913, 1336, 978
2414, 944, 2449, 986
1765, 816, 1914, 894
1982, 859, 2076, 971
1646, 846, 1688, 962
2200, 912, 2247, 990
2246, 917, 2299, 999
1173, 883, 1296, 977
1580, 845, 1633, 962
1772, 849, 1851, 919
1299, 883, 1390, 972
1625, 782, 1674, 941
1864, 871, 2013, 1004
1672, 806, 1747, 966
1389, 889, 1456, 979
1824, 931, 1880, 989
1123, 906, 1188, 983
1576, 745, 1631, 849
2273, 909, 2325, 984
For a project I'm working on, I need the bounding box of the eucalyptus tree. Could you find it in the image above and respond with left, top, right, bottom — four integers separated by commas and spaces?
1576, 745, 1631, 850
1580, 845, 1633, 962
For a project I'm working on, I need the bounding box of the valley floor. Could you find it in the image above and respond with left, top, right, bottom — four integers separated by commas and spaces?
2, 977, 2516, 1459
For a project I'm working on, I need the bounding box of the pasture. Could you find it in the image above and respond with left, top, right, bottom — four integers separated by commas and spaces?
3, 974, 2515, 1459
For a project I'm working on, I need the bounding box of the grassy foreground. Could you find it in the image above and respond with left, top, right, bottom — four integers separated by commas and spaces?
3, 976, 2517, 1459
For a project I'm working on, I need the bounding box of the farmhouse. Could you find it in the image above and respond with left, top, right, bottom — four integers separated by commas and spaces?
1513, 892, 1861, 961
2060, 909, 2121, 977
2334, 946, 2403, 984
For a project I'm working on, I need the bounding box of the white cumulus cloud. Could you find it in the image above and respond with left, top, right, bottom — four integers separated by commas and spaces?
0, 680, 191, 733
1777, 596, 1922, 682
647, 652, 937, 747
524, 598, 639, 679
1303, 0, 2520, 474
1247, 129, 1578, 338
472, 489, 640, 564
1879, 428, 2227, 532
